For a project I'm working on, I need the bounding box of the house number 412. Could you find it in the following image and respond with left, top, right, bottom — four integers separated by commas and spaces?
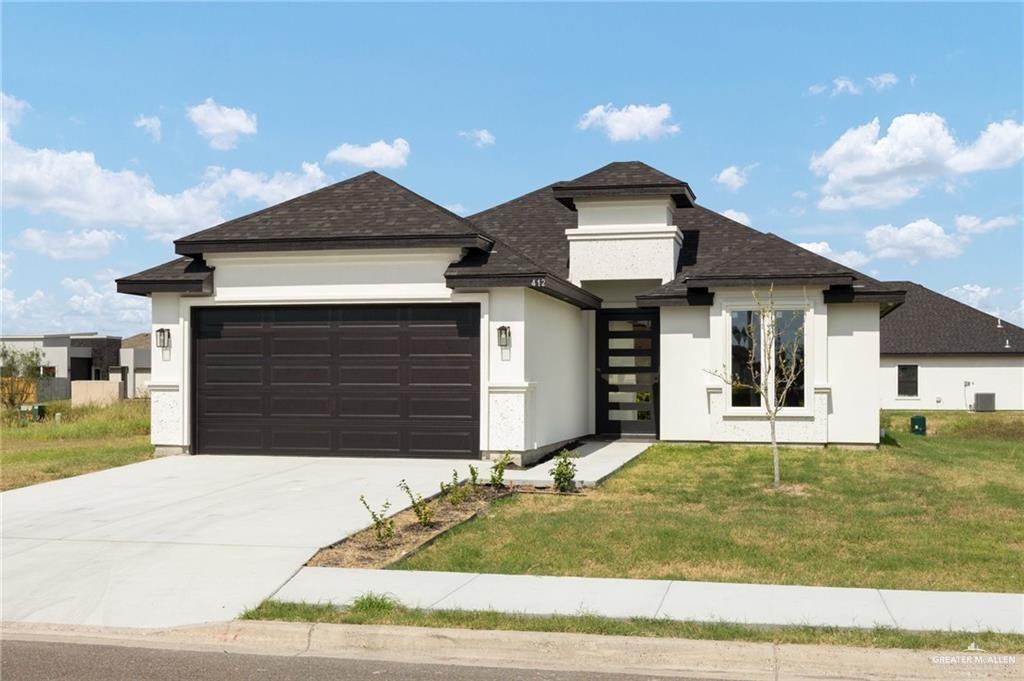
531, 277, 546, 288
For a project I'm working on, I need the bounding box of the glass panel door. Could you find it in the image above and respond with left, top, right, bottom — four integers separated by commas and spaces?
596, 309, 659, 437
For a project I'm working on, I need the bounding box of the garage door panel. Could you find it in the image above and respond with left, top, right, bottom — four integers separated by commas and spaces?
270, 336, 332, 357
203, 365, 264, 386
269, 395, 334, 417
336, 364, 402, 386
270, 365, 332, 386
194, 304, 479, 458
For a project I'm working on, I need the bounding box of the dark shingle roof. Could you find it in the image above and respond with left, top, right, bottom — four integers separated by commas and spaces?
556, 161, 690, 189
175, 171, 488, 255
122, 333, 150, 350
880, 281, 1024, 355
115, 257, 213, 295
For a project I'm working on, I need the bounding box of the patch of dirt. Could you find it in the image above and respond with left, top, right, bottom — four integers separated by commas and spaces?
763, 483, 811, 496
308, 485, 512, 569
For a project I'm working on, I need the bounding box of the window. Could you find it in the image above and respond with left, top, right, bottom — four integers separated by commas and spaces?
897, 365, 918, 397
729, 308, 806, 409
774, 310, 806, 408
730, 310, 761, 407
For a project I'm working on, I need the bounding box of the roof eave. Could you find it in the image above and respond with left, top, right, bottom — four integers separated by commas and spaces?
115, 275, 213, 297
446, 272, 601, 310
174, 233, 494, 257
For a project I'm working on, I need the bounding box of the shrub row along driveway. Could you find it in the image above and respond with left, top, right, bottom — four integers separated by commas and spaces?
1, 455, 461, 628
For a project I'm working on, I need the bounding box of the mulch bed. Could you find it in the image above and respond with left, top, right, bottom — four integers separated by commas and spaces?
308, 484, 514, 569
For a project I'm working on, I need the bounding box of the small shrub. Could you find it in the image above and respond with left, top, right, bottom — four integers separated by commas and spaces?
440, 469, 470, 505
359, 494, 395, 544
348, 593, 400, 616
468, 464, 479, 487
490, 451, 512, 488
549, 449, 577, 493
398, 478, 435, 527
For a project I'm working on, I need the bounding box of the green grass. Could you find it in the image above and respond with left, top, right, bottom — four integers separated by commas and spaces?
396, 411, 1024, 593
243, 596, 1024, 653
1, 399, 152, 490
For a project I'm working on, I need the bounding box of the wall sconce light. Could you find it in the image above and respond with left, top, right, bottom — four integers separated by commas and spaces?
155, 328, 171, 349
497, 326, 511, 348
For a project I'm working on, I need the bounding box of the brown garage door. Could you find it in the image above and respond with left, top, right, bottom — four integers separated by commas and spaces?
193, 304, 480, 458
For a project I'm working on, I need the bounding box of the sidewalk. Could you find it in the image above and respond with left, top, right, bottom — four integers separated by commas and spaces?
505, 440, 648, 487
275, 567, 1024, 635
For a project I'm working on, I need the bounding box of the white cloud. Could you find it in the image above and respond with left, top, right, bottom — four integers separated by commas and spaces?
458, 129, 495, 148
866, 73, 899, 92
944, 284, 1002, 312
721, 209, 751, 226
714, 163, 757, 192
955, 213, 1019, 235
134, 114, 161, 142
811, 114, 1024, 209
1, 92, 30, 139
577, 103, 680, 142
807, 84, 828, 95
326, 138, 410, 168
831, 77, 863, 96
864, 218, 962, 264
443, 203, 467, 215
20, 228, 123, 260
2, 272, 150, 336
947, 120, 1024, 173
2, 93, 330, 242
792, 190, 809, 200
186, 98, 257, 150
797, 241, 871, 268
0, 251, 13, 283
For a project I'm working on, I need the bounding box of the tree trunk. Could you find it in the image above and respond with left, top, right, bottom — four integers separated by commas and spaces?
770, 416, 780, 489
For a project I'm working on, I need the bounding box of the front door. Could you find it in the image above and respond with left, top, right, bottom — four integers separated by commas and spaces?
596, 309, 658, 437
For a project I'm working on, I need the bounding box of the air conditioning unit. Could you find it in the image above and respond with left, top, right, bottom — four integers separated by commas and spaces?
974, 393, 996, 412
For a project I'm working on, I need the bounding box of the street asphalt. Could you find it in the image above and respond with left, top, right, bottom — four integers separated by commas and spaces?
1, 640, 709, 681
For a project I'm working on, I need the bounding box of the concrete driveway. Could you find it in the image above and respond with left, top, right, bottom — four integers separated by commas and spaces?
1, 455, 464, 628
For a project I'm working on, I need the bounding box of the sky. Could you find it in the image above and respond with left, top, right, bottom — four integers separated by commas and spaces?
2, 2, 1022, 337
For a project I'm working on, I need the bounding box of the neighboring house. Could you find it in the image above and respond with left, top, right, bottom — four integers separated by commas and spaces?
109, 333, 152, 398
117, 162, 903, 461
0, 332, 122, 402
0, 332, 121, 380
879, 281, 1024, 411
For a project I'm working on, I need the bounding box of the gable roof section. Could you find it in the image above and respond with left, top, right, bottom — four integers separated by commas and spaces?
174, 171, 491, 256
880, 281, 1024, 355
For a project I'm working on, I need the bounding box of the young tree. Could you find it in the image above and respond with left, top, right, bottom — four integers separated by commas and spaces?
0, 344, 46, 411
707, 286, 806, 489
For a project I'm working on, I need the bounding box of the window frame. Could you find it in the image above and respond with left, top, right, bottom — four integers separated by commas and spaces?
896, 364, 918, 398
723, 301, 812, 418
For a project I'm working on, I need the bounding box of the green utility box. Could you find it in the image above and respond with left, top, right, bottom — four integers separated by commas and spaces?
910, 415, 926, 435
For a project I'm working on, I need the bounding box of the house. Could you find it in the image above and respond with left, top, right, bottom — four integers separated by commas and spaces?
117, 162, 903, 461
109, 333, 152, 398
0, 332, 123, 402
879, 281, 1024, 411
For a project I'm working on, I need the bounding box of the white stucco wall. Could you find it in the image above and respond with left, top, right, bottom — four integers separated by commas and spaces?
524, 288, 590, 450
567, 199, 681, 285
827, 304, 880, 444
880, 355, 1024, 410
659, 290, 881, 445
659, 306, 712, 441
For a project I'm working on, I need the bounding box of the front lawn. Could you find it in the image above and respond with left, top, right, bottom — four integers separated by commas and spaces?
397, 411, 1024, 593
1, 400, 152, 490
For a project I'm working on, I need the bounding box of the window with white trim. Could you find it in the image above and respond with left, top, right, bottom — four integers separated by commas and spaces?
729, 308, 806, 409
897, 364, 918, 397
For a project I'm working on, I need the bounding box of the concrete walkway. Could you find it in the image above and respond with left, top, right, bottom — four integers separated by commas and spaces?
275, 567, 1024, 634
505, 440, 649, 487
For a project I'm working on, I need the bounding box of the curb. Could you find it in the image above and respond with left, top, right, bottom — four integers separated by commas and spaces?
3, 619, 1018, 680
